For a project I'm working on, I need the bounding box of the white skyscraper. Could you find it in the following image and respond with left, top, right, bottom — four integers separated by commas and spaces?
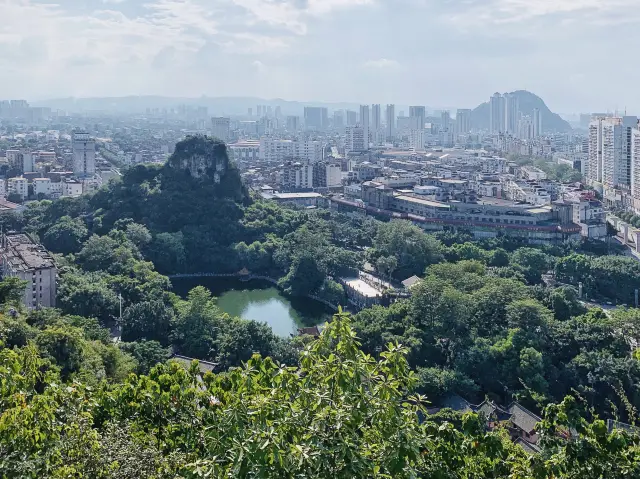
211, 117, 230, 143
386, 104, 396, 140
532, 108, 543, 137
503, 93, 519, 134
587, 117, 605, 184
456, 109, 471, 135
409, 129, 425, 150
359, 105, 370, 146
409, 106, 425, 131
21, 152, 35, 173
371, 104, 381, 131
631, 127, 640, 208
489, 93, 505, 134
517, 116, 533, 140
441, 110, 451, 132
345, 126, 366, 154
72, 131, 95, 177
600, 116, 637, 190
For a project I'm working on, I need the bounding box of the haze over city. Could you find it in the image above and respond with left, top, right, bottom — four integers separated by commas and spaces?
3, 0, 640, 112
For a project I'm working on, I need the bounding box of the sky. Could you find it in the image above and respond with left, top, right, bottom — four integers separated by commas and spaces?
1, 0, 640, 113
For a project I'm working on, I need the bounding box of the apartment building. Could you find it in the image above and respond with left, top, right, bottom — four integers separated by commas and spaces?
7, 177, 27, 200
280, 161, 314, 190
259, 138, 322, 163
0, 233, 56, 308
72, 130, 96, 177
345, 127, 367, 154
211, 117, 230, 143
228, 141, 260, 161
601, 116, 636, 190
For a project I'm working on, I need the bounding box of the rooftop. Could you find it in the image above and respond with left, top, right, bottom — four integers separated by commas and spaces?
272, 192, 323, 199
341, 277, 383, 298
3, 234, 55, 271
395, 194, 451, 209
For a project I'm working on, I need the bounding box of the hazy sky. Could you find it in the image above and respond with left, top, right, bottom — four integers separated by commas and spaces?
2, 0, 639, 113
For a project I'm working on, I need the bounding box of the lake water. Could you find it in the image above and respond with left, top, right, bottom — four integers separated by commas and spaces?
171, 278, 332, 337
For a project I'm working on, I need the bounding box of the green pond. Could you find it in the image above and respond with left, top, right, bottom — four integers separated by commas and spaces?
171, 277, 332, 337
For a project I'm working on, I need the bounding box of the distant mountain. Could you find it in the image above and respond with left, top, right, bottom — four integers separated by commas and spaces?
470, 90, 572, 132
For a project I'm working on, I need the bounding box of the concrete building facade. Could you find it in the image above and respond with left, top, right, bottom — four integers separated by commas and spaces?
0, 233, 56, 309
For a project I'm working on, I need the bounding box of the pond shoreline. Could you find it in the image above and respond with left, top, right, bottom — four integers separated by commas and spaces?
170, 275, 336, 338
168, 272, 340, 312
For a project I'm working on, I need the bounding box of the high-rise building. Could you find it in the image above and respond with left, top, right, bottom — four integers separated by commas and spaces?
601, 116, 637, 190
517, 116, 533, 140
286, 116, 301, 133
346, 110, 357, 127
257, 105, 262, 117
455, 109, 471, 135
72, 130, 95, 177
281, 161, 313, 190
248, 108, 253, 117
532, 108, 542, 137
275, 106, 282, 119
313, 162, 342, 188
503, 93, 519, 134
371, 104, 381, 131
386, 104, 396, 140
409, 129, 425, 150
409, 106, 425, 130
489, 93, 505, 134
359, 105, 370, 147
345, 126, 366, 154
21, 151, 35, 173
333, 110, 344, 129
440, 110, 451, 132
211, 117, 230, 142
631, 127, 640, 207
304, 107, 328, 130
588, 116, 605, 184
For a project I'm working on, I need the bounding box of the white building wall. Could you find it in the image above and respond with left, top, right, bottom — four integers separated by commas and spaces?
326, 164, 342, 187
72, 131, 96, 177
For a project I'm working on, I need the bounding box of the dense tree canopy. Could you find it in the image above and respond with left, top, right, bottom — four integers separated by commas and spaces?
1, 313, 639, 477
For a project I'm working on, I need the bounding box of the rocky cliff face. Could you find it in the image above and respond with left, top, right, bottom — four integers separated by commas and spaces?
166, 135, 228, 182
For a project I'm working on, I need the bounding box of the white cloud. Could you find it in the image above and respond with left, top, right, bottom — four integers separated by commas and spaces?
362, 58, 399, 69
444, 0, 638, 27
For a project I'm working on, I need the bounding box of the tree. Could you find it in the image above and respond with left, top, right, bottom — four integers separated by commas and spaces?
121, 300, 174, 345
124, 222, 152, 248
120, 340, 172, 375
76, 235, 130, 272
375, 255, 398, 280
6, 192, 22, 204
58, 273, 120, 326
0, 276, 27, 305
42, 215, 88, 254
146, 232, 187, 274
171, 286, 221, 360
35, 325, 86, 379
489, 248, 510, 267
371, 220, 444, 279
279, 254, 325, 296
510, 247, 551, 284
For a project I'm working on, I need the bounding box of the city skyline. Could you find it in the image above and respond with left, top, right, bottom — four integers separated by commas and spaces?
2, 1, 640, 112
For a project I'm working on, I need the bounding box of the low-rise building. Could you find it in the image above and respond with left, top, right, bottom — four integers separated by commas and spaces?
262, 192, 325, 208
0, 233, 56, 309
7, 177, 28, 200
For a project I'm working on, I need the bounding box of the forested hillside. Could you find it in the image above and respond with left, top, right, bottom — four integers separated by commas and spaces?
1, 135, 640, 476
